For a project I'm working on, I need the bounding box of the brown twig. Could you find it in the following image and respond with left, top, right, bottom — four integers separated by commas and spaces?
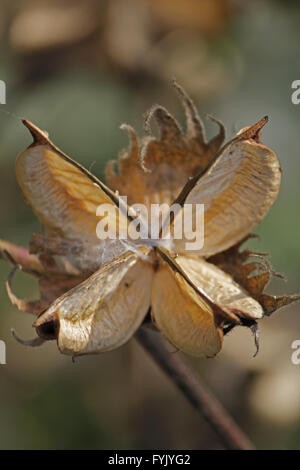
136, 327, 255, 450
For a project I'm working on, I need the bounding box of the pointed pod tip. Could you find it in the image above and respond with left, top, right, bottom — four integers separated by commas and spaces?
237, 115, 270, 142
22, 118, 37, 132
22, 119, 49, 144
258, 115, 269, 129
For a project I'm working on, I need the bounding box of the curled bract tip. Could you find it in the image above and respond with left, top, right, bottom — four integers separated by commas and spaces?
250, 322, 260, 358
11, 328, 45, 347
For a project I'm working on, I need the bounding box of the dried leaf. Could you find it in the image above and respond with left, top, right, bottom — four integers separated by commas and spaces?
106, 81, 225, 207
209, 236, 300, 317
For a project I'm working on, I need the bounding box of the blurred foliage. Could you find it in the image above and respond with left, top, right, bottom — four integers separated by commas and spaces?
0, 0, 300, 450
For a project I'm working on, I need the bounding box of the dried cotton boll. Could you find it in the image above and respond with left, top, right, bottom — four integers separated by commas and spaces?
1, 83, 299, 359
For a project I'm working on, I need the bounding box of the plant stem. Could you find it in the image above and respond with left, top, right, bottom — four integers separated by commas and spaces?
136, 327, 255, 450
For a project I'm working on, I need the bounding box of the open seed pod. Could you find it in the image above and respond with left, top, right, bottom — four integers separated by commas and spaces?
1, 82, 299, 358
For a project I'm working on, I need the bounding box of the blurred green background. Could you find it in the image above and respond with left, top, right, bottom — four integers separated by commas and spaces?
0, 0, 300, 450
